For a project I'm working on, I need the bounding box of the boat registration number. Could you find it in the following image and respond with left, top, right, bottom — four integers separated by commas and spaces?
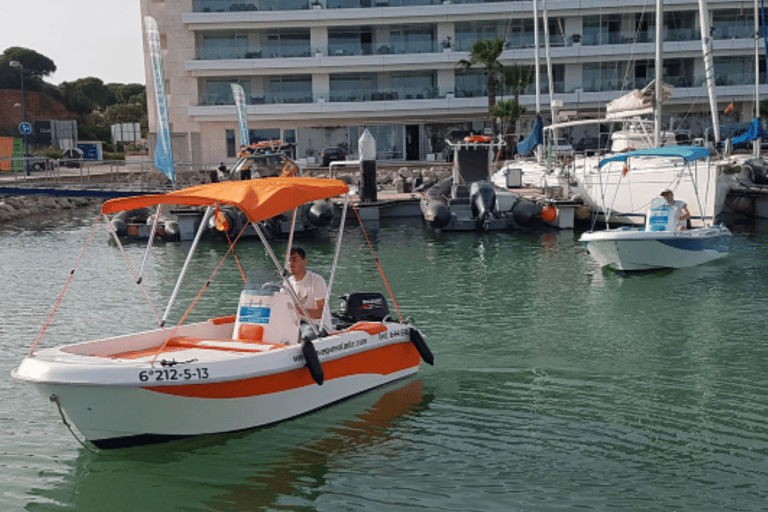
138, 367, 209, 382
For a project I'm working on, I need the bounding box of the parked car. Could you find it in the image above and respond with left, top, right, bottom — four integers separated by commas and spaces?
321, 147, 346, 166
550, 138, 574, 156
574, 137, 600, 154
29, 156, 55, 172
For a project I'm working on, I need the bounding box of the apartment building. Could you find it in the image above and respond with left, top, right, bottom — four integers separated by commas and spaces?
140, 0, 767, 164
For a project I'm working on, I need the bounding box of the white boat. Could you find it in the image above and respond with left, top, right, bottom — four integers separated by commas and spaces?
580, 224, 731, 271
12, 177, 433, 449
580, 149, 732, 271
421, 135, 546, 231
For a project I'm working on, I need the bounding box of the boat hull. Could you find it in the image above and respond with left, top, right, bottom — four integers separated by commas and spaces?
13, 322, 423, 449
580, 226, 731, 271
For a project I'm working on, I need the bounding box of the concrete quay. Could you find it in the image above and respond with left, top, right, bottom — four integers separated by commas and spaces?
0, 159, 581, 229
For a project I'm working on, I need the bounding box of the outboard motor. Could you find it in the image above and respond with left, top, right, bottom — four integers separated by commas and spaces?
337, 292, 390, 325
744, 160, 768, 185
470, 181, 496, 229
306, 199, 334, 227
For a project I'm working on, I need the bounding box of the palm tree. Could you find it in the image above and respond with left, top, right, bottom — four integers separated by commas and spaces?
457, 38, 505, 135
490, 99, 526, 154
502, 64, 535, 104
499, 65, 535, 149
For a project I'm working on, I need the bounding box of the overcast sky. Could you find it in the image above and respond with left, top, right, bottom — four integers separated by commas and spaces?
0, 1, 146, 85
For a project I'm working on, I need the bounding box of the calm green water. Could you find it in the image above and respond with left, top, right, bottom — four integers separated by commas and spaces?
2, 207, 768, 511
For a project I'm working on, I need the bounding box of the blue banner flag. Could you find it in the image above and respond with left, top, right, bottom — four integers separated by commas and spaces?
231, 84, 250, 148
145, 16, 175, 184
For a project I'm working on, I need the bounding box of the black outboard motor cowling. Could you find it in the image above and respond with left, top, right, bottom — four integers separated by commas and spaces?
470, 181, 497, 220
337, 292, 390, 323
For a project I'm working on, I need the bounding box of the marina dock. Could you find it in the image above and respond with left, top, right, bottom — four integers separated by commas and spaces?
0, 158, 583, 229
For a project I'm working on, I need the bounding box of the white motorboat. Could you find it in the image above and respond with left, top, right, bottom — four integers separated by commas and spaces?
580, 224, 731, 271
12, 177, 433, 449
421, 135, 546, 231
580, 149, 732, 271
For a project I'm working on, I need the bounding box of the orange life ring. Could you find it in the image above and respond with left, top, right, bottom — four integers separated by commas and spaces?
463, 135, 492, 143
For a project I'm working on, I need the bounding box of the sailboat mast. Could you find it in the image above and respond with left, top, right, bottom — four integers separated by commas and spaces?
543, 0, 557, 156
533, 0, 540, 114
533, 0, 542, 162
699, 0, 720, 143
756, 0, 762, 158
654, 0, 663, 147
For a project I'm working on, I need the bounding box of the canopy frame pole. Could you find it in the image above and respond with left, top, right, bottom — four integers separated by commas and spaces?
139, 204, 162, 280
253, 221, 321, 338
284, 207, 298, 268
326, 193, 349, 304
162, 206, 214, 326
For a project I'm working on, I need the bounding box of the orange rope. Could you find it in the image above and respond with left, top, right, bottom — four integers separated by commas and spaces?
29, 214, 103, 356
111, 223, 163, 325
219, 207, 249, 285
351, 202, 404, 323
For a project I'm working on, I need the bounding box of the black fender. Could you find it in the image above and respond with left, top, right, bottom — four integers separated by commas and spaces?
302, 339, 324, 385
409, 327, 434, 366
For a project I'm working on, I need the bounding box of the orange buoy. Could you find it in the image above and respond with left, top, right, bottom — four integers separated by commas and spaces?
540, 205, 557, 223
215, 209, 230, 232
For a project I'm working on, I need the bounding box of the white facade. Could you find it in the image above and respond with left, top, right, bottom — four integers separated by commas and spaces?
139, 0, 767, 164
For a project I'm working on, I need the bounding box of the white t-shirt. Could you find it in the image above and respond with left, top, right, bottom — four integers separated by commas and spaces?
669, 200, 688, 229
288, 270, 332, 332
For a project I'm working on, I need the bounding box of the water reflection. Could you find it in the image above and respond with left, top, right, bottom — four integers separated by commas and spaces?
27, 379, 430, 511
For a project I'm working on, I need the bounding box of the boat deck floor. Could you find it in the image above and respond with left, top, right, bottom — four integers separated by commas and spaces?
108, 336, 288, 361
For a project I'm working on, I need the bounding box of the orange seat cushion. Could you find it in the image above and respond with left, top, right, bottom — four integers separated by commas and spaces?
238, 324, 264, 342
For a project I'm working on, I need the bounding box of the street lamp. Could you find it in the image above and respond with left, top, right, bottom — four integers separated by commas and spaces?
9, 60, 29, 176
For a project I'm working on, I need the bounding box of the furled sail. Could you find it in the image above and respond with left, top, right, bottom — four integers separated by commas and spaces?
605, 80, 674, 120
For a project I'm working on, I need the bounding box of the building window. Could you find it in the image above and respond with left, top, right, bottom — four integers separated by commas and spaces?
583, 14, 622, 46
455, 22, 500, 51
200, 34, 248, 60
712, 9, 754, 40
265, 30, 311, 58
391, 71, 436, 99
226, 129, 236, 157
390, 25, 436, 54
267, 76, 312, 103
455, 69, 486, 98
203, 79, 250, 105
328, 27, 374, 56
330, 74, 376, 101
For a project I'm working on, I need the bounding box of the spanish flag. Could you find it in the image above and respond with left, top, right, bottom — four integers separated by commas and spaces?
724, 101, 734, 115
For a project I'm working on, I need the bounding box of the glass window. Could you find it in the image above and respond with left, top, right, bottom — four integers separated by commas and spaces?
712, 9, 754, 40
455, 69, 486, 98
265, 30, 311, 58
200, 34, 248, 59
391, 72, 436, 99
328, 27, 373, 56
267, 76, 312, 103
329, 74, 376, 101
205, 79, 250, 105
390, 25, 435, 54
583, 14, 621, 46
455, 22, 500, 51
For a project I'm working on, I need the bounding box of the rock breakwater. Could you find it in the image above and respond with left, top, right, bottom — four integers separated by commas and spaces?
0, 196, 101, 223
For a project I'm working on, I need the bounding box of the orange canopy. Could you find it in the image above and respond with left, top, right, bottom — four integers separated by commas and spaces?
101, 177, 349, 223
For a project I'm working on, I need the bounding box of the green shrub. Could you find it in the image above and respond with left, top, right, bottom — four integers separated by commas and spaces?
37, 148, 65, 159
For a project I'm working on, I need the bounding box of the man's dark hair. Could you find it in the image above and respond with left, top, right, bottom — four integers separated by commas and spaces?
290, 247, 306, 259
